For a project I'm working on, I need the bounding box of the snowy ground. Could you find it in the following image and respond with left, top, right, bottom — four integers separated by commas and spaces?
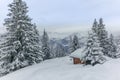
0, 56, 120, 80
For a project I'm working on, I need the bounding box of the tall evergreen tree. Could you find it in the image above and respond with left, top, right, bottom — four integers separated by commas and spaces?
97, 18, 109, 55
0, 0, 43, 75
41, 29, 51, 60
92, 19, 98, 34
71, 35, 80, 52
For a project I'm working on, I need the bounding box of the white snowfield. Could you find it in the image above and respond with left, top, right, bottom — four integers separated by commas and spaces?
0, 56, 120, 80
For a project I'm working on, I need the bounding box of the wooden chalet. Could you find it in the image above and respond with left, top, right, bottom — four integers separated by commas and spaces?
70, 48, 86, 64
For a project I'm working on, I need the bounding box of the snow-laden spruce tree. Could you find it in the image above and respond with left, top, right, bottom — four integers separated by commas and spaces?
41, 29, 51, 60
71, 35, 80, 53
107, 34, 117, 58
84, 32, 105, 66
97, 18, 109, 55
92, 19, 98, 34
0, 0, 43, 75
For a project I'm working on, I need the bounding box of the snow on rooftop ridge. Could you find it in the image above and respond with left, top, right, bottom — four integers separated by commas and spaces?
70, 48, 86, 59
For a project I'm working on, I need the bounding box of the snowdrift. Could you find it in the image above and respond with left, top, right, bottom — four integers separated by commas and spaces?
0, 56, 120, 80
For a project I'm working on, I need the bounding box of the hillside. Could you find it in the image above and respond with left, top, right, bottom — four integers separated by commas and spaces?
0, 56, 120, 80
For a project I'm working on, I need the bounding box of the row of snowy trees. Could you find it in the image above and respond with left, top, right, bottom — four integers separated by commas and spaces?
41, 29, 67, 59
92, 19, 117, 57
84, 18, 118, 66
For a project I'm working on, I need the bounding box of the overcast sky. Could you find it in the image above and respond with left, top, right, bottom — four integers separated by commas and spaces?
0, 0, 120, 33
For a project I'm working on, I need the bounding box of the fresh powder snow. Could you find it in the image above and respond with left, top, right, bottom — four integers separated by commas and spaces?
0, 56, 120, 80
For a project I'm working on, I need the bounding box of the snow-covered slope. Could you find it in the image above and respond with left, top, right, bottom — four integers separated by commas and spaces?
1, 56, 120, 80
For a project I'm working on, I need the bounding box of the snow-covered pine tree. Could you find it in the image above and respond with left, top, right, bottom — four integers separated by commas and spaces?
92, 19, 98, 34
0, 0, 43, 75
108, 34, 117, 58
97, 18, 109, 55
41, 29, 51, 60
84, 32, 105, 66
71, 35, 80, 52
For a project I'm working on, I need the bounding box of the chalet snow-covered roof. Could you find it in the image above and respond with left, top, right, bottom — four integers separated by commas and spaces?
70, 48, 86, 59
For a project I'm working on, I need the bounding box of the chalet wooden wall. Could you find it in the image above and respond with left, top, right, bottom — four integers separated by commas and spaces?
73, 58, 81, 64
